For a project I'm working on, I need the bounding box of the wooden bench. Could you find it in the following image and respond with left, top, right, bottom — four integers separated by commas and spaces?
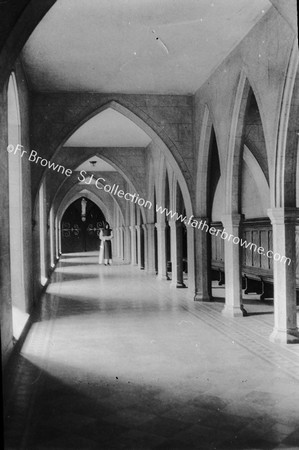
210, 219, 299, 301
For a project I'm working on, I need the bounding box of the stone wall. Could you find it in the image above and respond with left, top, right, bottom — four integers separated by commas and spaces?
194, 6, 296, 216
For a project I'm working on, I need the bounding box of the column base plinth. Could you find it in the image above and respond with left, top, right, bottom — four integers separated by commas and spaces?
222, 305, 243, 317
146, 269, 156, 276
194, 293, 212, 302
269, 328, 299, 344
157, 274, 169, 281
170, 281, 186, 289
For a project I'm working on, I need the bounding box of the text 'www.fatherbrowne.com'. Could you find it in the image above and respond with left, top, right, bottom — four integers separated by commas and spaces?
7, 144, 291, 265
155, 205, 291, 266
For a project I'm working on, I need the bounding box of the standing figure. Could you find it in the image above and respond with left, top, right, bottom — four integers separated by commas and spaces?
99, 223, 113, 265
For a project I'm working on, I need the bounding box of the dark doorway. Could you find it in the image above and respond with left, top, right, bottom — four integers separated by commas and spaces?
61, 198, 106, 253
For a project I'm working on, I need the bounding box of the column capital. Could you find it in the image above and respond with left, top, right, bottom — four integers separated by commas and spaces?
267, 207, 299, 225
192, 216, 210, 223
169, 219, 184, 229
155, 222, 167, 231
145, 223, 155, 231
221, 213, 243, 228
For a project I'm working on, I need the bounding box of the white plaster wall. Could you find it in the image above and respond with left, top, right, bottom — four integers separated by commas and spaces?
241, 161, 267, 219
211, 177, 225, 222
194, 6, 296, 213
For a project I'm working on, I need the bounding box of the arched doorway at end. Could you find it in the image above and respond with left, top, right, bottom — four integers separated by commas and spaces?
61, 198, 106, 253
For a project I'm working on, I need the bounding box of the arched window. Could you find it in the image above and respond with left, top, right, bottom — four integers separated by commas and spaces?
39, 180, 47, 285
7, 73, 28, 339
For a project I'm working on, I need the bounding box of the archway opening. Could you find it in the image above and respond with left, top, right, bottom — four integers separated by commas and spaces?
7, 73, 28, 339
154, 187, 158, 274
240, 89, 272, 310
61, 198, 106, 253
175, 183, 188, 287
208, 127, 225, 297
165, 171, 171, 280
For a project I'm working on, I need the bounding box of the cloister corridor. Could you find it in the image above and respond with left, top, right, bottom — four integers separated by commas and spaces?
4, 253, 299, 450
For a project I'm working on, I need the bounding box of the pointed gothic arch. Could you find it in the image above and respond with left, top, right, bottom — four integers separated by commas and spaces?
53, 100, 193, 218
274, 40, 299, 207
195, 104, 222, 216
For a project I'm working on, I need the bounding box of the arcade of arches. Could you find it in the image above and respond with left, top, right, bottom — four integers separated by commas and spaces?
1, 1, 299, 448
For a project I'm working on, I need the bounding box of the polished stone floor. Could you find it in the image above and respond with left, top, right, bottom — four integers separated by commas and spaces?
3, 252, 299, 450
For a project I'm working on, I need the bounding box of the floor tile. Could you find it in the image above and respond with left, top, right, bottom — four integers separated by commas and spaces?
3, 253, 299, 449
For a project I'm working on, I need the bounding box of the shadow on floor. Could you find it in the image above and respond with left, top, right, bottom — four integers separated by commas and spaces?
3, 354, 288, 450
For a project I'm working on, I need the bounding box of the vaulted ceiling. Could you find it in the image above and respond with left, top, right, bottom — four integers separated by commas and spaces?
64, 109, 151, 147
74, 156, 117, 173
21, 0, 271, 95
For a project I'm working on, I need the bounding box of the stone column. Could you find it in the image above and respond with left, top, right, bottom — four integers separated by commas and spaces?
118, 227, 122, 258
222, 214, 244, 317
113, 227, 118, 258
146, 223, 156, 275
120, 227, 124, 260
193, 217, 211, 301
129, 225, 137, 265
58, 222, 62, 255
268, 208, 299, 343
156, 222, 168, 280
142, 224, 148, 271
49, 213, 55, 268
169, 220, 186, 288
123, 226, 131, 263
186, 225, 196, 297
0, 87, 13, 364
136, 225, 143, 269
117, 227, 121, 258
55, 220, 59, 259
117, 227, 122, 258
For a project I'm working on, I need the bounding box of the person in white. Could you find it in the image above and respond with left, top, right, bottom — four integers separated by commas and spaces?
99, 223, 113, 265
